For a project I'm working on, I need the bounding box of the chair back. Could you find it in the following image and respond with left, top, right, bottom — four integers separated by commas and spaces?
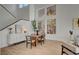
31, 35, 37, 41
26, 35, 31, 42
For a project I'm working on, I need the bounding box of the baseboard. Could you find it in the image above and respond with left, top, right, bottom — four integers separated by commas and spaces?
2, 40, 25, 48
8, 40, 25, 47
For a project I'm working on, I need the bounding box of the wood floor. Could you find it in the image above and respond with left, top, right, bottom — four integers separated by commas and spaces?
0, 48, 1, 55
1, 40, 62, 55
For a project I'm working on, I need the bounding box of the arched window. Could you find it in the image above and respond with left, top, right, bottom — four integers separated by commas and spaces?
19, 4, 28, 8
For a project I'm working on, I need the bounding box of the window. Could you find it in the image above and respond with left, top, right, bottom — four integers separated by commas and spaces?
19, 4, 28, 8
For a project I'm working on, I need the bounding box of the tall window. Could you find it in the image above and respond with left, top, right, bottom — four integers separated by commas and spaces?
19, 4, 28, 8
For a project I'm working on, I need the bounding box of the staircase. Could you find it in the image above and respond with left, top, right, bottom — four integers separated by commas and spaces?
0, 4, 17, 31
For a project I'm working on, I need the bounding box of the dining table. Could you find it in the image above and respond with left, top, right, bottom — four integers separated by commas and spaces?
31, 33, 42, 45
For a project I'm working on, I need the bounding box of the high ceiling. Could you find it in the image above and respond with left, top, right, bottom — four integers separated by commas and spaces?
0, 4, 54, 31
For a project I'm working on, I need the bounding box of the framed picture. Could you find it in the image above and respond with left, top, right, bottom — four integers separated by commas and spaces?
47, 5, 56, 34
72, 18, 79, 29
47, 5, 56, 16
47, 19, 56, 34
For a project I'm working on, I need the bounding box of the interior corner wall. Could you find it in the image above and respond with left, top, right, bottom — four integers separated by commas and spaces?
36, 4, 79, 40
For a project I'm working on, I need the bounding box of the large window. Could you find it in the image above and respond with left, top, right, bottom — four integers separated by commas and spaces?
19, 4, 28, 8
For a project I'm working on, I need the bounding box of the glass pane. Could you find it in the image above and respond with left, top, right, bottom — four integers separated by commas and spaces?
19, 4, 24, 8
19, 4, 28, 8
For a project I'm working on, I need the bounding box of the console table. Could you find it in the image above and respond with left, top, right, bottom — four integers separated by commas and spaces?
60, 40, 79, 55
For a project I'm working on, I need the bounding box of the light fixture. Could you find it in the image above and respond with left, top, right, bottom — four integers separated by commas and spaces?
22, 26, 27, 33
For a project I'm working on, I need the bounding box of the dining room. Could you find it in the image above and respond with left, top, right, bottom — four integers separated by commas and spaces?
1, 4, 79, 55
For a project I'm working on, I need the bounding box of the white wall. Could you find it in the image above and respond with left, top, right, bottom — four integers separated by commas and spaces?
35, 4, 79, 40
17, 5, 29, 20
3, 4, 18, 18
55, 5, 73, 40
29, 5, 35, 21
0, 20, 34, 48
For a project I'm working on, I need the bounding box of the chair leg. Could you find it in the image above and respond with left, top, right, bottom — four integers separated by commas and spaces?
41, 41, 42, 45
43, 38, 45, 44
35, 42, 36, 47
30, 43, 32, 49
43, 40, 44, 44
26, 42, 28, 48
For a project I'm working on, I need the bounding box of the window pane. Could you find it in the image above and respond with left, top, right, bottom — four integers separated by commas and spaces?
19, 4, 24, 8
19, 4, 28, 8
23, 4, 28, 7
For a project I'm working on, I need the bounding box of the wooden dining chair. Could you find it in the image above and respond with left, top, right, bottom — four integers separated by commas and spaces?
26, 35, 36, 48
37, 35, 42, 45
38, 33, 45, 45
41, 33, 45, 43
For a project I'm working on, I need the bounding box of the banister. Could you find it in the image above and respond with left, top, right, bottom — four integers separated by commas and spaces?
0, 19, 29, 31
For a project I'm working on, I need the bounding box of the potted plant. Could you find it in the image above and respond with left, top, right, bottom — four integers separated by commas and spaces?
31, 20, 37, 31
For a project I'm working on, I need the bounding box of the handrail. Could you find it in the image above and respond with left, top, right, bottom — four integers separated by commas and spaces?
0, 19, 29, 31
0, 4, 16, 18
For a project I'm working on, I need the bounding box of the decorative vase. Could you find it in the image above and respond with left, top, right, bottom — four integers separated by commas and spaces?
69, 30, 75, 43
8, 28, 12, 34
